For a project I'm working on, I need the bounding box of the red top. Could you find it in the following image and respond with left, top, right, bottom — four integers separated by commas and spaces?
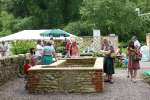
23, 64, 31, 74
65, 41, 71, 50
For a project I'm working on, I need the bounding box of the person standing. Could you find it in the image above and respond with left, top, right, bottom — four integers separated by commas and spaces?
127, 40, 141, 82
131, 36, 141, 48
35, 40, 43, 64
65, 39, 72, 58
70, 39, 80, 58
41, 41, 57, 65
0, 41, 8, 56
101, 39, 115, 84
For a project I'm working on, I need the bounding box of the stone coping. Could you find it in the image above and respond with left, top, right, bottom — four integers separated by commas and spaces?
60, 57, 95, 60
29, 57, 104, 71
0, 54, 25, 60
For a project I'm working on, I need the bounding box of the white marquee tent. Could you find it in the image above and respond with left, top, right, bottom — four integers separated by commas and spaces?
0, 30, 79, 42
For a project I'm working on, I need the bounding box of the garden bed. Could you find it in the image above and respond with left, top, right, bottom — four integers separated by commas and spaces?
27, 57, 104, 93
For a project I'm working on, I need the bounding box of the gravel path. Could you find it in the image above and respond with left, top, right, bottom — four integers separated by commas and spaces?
0, 69, 150, 100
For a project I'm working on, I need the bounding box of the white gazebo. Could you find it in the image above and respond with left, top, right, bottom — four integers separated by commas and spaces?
0, 30, 79, 42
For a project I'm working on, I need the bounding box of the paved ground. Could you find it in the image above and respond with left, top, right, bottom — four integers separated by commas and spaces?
0, 62, 150, 100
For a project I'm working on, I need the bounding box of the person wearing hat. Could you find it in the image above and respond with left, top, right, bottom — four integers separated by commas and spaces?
41, 40, 57, 65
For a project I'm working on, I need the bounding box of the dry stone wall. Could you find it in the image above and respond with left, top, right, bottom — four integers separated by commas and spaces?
79, 36, 118, 53
0, 54, 25, 85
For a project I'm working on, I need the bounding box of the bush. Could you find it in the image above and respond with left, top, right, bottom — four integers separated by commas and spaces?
64, 21, 94, 36
114, 58, 127, 68
55, 46, 65, 54
92, 52, 104, 57
11, 40, 36, 55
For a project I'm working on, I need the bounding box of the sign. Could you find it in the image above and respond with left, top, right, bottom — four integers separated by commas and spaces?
92, 29, 101, 52
93, 30, 100, 37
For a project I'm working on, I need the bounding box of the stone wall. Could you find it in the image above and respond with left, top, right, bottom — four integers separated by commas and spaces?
80, 35, 118, 53
27, 58, 104, 93
0, 54, 25, 85
27, 70, 103, 93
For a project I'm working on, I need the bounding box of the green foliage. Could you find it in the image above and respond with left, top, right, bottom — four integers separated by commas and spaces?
64, 21, 94, 36
11, 40, 36, 55
13, 17, 33, 31
80, 0, 146, 41
0, 11, 16, 36
63, 0, 83, 23
54, 40, 65, 54
114, 59, 126, 68
92, 52, 103, 57
1, 0, 83, 29
55, 46, 65, 55
0, 0, 150, 42
0, 11, 34, 37
0, 0, 83, 37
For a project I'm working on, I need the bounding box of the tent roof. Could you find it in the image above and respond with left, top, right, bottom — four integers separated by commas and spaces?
0, 30, 78, 42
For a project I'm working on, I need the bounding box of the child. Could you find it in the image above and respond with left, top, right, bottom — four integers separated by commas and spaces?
123, 57, 129, 77
23, 59, 31, 81
23, 59, 31, 89
23, 59, 31, 75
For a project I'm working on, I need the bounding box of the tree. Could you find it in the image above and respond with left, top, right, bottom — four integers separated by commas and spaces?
80, 0, 145, 41
0, 11, 16, 36
0, 11, 33, 37
63, 0, 83, 23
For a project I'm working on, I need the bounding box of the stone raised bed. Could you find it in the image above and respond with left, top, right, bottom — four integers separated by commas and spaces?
27, 57, 104, 93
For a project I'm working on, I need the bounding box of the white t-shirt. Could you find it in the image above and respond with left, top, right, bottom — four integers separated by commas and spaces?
36, 44, 43, 57
0, 44, 8, 52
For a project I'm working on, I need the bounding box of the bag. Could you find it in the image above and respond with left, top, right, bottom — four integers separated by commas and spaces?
133, 52, 142, 61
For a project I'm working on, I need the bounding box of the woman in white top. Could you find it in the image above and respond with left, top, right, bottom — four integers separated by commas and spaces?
35, 40, 43, 64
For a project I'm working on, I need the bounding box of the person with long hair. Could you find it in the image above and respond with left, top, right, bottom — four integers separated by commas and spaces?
65, 39, 72, 58
35, 40, 43, 64
101, 39, 115, 84
127, 40, 140, 82
70, 40, 80, 58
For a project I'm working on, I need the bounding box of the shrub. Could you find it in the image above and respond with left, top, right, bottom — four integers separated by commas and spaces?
114, 58, 127, 68
55, 46, 65, 55
92, 52, 103, 57
64, 21, 94, 36
11, 40, 36, 55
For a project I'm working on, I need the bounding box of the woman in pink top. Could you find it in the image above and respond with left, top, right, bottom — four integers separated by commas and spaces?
70, 41, 80, 58
127, 40, 141, 82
